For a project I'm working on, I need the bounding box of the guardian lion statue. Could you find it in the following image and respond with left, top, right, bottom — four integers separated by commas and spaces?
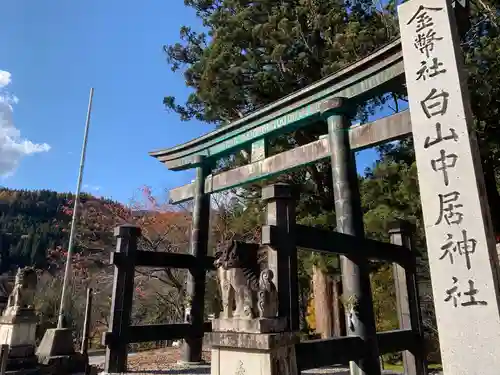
3, 267, 37, 316
214, 240, 278, 319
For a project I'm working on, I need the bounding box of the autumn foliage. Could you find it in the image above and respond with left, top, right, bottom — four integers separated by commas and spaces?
25, 186, 197, 348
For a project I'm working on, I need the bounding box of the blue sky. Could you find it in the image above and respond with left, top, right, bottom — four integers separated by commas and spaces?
0, 1, 384, 205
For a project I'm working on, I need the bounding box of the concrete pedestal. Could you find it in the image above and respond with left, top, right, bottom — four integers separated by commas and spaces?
209, 318, 298, 375
209, 331, 298, 375
0, 310, 40, 375
36, 328, 86, 374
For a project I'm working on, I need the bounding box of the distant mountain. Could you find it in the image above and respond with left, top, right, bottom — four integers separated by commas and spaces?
0, 188, 123, 272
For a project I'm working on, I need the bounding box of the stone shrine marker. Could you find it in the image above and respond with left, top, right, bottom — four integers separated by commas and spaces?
399, 1, 500, 374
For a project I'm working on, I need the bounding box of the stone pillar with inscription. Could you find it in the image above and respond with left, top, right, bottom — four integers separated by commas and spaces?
0, 267, 40, 375
322, 97, 381, 375
399, 1, 500, 374
209, 240, 298, 375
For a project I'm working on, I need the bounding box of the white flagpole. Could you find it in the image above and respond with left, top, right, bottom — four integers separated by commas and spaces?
57, 87, 94, 328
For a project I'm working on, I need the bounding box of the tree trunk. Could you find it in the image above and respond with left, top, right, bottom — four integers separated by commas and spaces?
299, 283, 308, 331
312, 265, 333, 338
331, 275, 346, 336
482, 157, 500, 235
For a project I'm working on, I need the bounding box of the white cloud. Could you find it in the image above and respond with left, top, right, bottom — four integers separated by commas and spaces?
0, 71, 11, 88
83, 184, 101, 192
0, 70, 51, 177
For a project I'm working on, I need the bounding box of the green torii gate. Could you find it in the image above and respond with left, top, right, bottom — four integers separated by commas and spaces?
146, 2, 500, 375
150, 37, 413, 374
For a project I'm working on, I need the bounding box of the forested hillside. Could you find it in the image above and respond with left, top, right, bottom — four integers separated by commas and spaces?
0, 188, 120, 272
0, 186, 196, 348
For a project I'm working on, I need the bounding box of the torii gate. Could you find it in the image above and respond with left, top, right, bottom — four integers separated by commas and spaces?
149, 1, 500, 375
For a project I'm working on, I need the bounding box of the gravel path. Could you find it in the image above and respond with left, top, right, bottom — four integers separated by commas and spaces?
98, 366, 403, 375
97, 364, 401, 375
94, 348, 443, 375
99, 367, 442, 375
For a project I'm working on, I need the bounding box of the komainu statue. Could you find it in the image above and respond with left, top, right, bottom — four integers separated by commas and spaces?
214, 240, 278, 319
3, 267, 37, 316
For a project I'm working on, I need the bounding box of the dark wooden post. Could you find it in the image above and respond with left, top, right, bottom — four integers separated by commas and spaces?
389, 221, 427, 375
82, 287, 93, 375
0, 344, 8, 375
182, 155, 211, 363
81, 287, 93, 356
322, 97, 381, 375
262, 183, 299, 331
103, 225, 140, 374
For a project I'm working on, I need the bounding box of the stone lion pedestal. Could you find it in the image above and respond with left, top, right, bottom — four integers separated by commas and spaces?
209, 241, 299, 375
0, 268, 40, 375
209, 318, 298, 375
0, 310, 39, 374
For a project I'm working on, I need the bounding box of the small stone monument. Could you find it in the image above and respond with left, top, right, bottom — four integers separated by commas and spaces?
0, 267, 40, 374
209, 240, 298, 375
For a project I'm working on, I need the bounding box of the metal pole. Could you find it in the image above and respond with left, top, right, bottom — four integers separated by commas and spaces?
81, 287, 93, 355
57, 87, 94, 329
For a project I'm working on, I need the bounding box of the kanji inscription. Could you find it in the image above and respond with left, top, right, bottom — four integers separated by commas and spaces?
430, 150, 458, 186
444, 277, 487, 307
435, 191, 463, 226
439, 230, 477, 270
407, 5, 443, 33
408, 6, 444, 58
420, 88, 449, 118
417, 57, 447, 81
235, 360, 246, 375
424, 123, 458, 149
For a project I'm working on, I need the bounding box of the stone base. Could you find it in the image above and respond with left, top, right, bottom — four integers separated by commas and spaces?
37, 353, 87, 375
209, 331, 298, 375
3, 355, 40, 375
0, 311, 40, 375
0, 313, 37, 348
211, 318, 287, 333
1, 345, 40, 375
36, 328, 87, 374
36, 328, 73, 358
